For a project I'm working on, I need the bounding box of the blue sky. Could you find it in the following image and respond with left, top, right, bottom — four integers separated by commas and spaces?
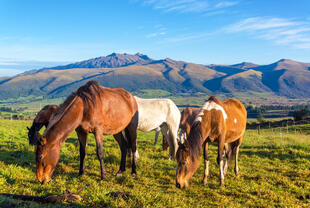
0, 0, 310, 75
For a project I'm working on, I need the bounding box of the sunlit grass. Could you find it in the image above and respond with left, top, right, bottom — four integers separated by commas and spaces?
0, 120, 309, 207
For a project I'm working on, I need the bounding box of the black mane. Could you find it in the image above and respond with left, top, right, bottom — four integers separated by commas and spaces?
187, 121, 203, 160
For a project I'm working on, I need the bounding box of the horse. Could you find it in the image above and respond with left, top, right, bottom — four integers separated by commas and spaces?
134, 96, 181, 159
176, 96, 247, 188
27, 105, 59, 145
35, 80, 139, 184
178, 107, 200, 141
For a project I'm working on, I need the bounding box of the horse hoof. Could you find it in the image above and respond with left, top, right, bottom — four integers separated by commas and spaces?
131, 173, 137, 178
78, 171, 84, 176
202, 179, 208, 185
235, 173, 240, 178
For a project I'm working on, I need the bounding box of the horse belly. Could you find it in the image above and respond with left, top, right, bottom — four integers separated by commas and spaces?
137, 114, 166, 132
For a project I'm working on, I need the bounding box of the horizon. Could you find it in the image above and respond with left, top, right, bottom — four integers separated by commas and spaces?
1, 0, 310, 76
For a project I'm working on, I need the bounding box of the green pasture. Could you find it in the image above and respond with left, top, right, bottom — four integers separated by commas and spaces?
0, 120, 309, 207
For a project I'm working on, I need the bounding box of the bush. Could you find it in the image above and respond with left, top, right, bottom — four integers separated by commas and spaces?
257, 112, 265, 123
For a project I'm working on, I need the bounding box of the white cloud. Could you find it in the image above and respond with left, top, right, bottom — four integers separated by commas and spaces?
138, 0, 239, 14
224, 17, 310, 49
146, 31, 166, 38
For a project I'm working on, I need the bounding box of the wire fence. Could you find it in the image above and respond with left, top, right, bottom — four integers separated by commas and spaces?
247, 118, 310, 135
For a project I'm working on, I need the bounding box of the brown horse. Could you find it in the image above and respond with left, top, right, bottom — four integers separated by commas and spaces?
35, 80, 139, 184
28, 105, 59, 145
176, 96, 247, 188
179, 107, 200, 140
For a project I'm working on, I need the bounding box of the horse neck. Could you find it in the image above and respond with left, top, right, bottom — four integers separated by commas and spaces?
187, 122, 204, 160
45, 99, 83, 146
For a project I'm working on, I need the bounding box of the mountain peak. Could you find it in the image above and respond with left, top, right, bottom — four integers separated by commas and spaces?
231, 62, 259, 69
276, 58, 295, 63
47, 53, 153, 70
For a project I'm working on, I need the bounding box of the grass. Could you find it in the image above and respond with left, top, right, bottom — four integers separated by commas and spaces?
0, 120, 309, 207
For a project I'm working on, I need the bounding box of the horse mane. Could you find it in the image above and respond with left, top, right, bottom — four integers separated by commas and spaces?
76, 80, 103, 108
187, 121, 203, 160
43, 93, 77, 136
44, 80, 103, 136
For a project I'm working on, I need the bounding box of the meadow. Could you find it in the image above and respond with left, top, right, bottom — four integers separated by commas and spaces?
0, 119, 309, 207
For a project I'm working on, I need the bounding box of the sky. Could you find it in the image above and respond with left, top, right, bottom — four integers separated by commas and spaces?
0, 0, 310, 76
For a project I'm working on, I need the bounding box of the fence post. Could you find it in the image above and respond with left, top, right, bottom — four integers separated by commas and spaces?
280, 128, 282, 143
272, 128, 274, 134
286, 122, 288, 134
258, 125, 261, 135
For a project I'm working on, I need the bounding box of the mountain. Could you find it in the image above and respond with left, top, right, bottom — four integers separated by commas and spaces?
0, 53, 309, 101
42, 53, 153, 70
252, 59, 310, 97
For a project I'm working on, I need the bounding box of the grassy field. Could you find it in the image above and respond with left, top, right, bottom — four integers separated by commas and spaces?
0, 120, 309, 207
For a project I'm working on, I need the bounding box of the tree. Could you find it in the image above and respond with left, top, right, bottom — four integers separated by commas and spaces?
257, 112, 265, 123
293, 109, 309, 121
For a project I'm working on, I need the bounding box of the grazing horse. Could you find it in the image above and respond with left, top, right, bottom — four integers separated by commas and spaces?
28, 105, 59, 145
176, 96, 247, 188
35, 80, 139, 184
134, 96, 181, 159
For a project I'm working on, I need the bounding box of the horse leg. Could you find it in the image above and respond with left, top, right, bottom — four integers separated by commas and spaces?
202, 140, 209, 185
76, 127, 88, 176
160, 123, 174, 159
113, 132, 127, 176
154, 128, 160, 146
94, 130, 106, 180
162, 135, 169, 151
234, 137, 243, 177
217, 135, 225, 186
125, 112, 138, 177
223, 143, 232, 176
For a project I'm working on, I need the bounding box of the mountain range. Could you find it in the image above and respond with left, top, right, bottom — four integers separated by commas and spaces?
0, 53, 309, 101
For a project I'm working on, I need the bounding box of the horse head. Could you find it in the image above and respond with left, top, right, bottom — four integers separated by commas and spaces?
175, 139, 200, 189
35, 134, 60, 184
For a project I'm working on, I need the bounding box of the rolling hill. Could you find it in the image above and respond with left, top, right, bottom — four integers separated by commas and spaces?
0, 53, 309, 101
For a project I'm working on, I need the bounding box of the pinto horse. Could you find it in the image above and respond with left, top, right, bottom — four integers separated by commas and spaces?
176, 96, 247, 188
35, 80, 138, 184
134, 96, 181, 159
28, 105, 59, 145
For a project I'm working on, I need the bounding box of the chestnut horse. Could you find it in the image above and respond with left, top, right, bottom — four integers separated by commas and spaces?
178, 107, 200, 141
35, 80, 138, 184
28, 105, 59, 145
176, 96, 247, 188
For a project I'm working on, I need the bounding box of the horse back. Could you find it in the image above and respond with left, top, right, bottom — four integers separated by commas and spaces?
34, 105, 60, 125
83, 86, 138, 135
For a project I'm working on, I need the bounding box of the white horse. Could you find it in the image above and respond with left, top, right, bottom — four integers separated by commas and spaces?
134, 96, 181, 160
